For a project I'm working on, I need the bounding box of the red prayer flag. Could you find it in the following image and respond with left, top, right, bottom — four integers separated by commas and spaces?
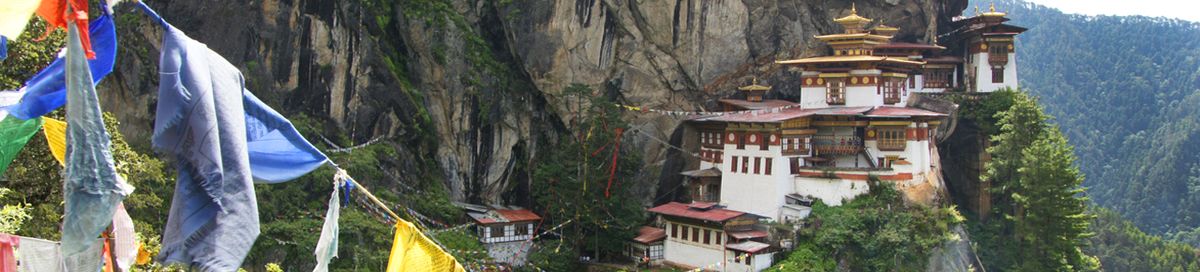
35, 0, 94, 59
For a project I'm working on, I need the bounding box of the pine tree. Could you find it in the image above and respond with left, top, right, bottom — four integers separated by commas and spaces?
530, 83, 645, 262
984, 90, 1048, 217
1013, 128, 1099, 271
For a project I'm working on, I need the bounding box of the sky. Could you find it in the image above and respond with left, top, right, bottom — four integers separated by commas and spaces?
1022, 0, 1200, 22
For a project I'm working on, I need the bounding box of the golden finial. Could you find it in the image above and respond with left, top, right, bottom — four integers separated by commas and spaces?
851, 3, 857, 15
975, 5, 980, 15
989, 2, 997, 13
752, 77, 759, 85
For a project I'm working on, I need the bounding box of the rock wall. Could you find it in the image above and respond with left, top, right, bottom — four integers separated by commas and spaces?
98, 0, 967, 205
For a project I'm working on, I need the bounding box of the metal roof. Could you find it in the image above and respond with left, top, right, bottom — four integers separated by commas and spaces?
718, 99, 798, 110
775, 55, 924, 66
633, 226, 667, 244
863, 106, 948, 118
728, 230, 769, 240
680, 167, 722, 178
647, 202, 746, 223
469, 207, 542, 224
725, 241, 772, 254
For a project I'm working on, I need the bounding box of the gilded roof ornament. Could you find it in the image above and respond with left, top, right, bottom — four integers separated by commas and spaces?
834, 3, 873, 33
981, 2, 1007, 17
739, 77, 772, 92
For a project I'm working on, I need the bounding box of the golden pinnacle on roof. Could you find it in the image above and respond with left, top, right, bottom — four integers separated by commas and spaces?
873, 19, 899, 36
981, 2, 1007, 17
834, 3, 873, 33
738, 77, 772, 92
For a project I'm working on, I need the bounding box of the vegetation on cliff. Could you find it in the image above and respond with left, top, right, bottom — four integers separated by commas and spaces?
525, 84, 646, 268
767, 182, 963, 272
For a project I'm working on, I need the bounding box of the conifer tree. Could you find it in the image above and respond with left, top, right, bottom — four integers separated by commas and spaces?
1013, 128, 1099, 271
531, 83, 644, 261
985, 90, 1048, 217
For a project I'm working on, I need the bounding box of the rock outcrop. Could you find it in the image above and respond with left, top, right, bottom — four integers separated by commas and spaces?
99, 0, 967, 206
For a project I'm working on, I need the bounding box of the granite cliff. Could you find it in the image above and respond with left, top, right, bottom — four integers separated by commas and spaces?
98, 0, 968, 206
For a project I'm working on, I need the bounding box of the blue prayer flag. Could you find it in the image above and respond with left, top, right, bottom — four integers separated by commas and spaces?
152, 21, 258, 271
60, 19, 132, 263
6, 14, 116, 120
244, 91, 328, 183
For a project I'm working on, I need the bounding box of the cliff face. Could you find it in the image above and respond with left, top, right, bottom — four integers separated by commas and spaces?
99, 0, 967, 205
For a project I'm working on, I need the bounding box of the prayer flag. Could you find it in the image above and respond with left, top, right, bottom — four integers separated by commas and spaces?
0, 116, 41, 176
112, 203, 137, 271
42, 117, 66, 165
6, 14, 116, 120
35, 0, 94, 58
313, 171, 346, 272
60, 20, 132, 263
384, 220, 465, 272
0, 0, 40, 41
152, 21, 258, 271
244, 91, 328, 183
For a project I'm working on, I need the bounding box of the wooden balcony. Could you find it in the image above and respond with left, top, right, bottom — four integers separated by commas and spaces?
812, 135, 862, 155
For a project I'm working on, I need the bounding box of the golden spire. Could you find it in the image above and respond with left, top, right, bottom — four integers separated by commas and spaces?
981, 2, 1007, 17
834, 3, 872, 33
739, 77, 771, 92
974, 5, 980, 16
872, 19, 899, 36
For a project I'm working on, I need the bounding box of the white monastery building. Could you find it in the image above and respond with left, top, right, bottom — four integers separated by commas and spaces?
642, 4, 1025, 271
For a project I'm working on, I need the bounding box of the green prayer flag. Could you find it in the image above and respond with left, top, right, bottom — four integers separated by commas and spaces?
0, 116, 42, 176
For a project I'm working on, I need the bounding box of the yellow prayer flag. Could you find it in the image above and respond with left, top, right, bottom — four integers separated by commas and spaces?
0, 0, 42, 40
385, 220, 465, 272
42, 117, 67, 166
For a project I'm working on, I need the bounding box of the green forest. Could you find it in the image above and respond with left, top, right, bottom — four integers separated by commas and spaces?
974, 0, 1200, 236
969, 0, 1200, 270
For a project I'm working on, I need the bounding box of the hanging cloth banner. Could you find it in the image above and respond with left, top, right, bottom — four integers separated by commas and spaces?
1, 36, 7, 62
0, 0, 41, 41
312, 171, 346, 272
243, 91, 329, 183
111, 203, 137, 271
35, 0, 94, 59
0, 116, 41, 176
0, 234, 17, 272
151, 14, 260, 271
6, 13, 117, 120
0, 115, 40, 174
60, 19, 132, 263
42, 117, 66, 165
384, 220, 466, 272
16, 236, 106, 272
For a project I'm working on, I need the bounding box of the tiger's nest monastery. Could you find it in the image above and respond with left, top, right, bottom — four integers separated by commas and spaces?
637, 4, 1025, 271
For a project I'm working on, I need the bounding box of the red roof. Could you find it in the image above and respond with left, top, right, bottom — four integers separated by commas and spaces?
495, 209, 542, 222
698, 106, 874, 123
633, 226, 666, 244
647, 202, 745, 222
727, 230, 769, 240
687, 201, 718, 210
718, 99, 798, 111
471, 208, 542, 224
863, 106, 947, 118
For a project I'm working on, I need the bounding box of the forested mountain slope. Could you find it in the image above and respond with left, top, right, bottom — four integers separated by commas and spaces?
973, 0, 1200, 235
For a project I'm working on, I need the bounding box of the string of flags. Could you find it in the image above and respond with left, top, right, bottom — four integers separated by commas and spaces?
616, 102, 806, 117
1, 1, 467, 271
